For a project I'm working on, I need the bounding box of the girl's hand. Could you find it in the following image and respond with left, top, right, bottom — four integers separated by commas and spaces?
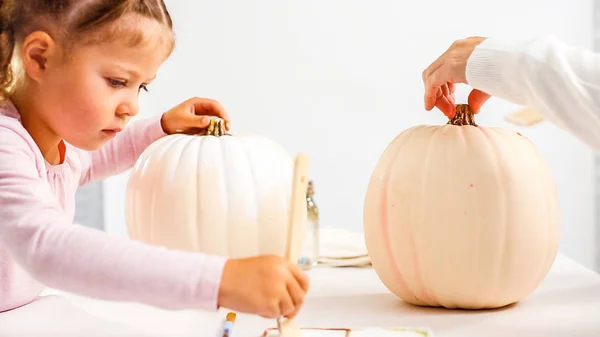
217, 255, 310, 319
422, 37, 491, 118
160, 97, 231, 135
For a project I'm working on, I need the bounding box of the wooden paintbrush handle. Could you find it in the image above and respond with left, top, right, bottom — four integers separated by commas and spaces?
278, 152, 310, 337
285, 153, 310, 263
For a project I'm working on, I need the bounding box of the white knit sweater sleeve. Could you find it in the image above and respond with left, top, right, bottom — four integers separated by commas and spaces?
465, 34, 600, 150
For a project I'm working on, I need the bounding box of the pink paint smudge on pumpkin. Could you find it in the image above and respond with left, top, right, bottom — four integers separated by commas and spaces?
380, 170, 434, 304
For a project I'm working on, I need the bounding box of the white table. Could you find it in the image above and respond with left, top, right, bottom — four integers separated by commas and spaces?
1, 253, 600, 337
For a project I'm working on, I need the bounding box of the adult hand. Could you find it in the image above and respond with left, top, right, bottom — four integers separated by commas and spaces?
160, 97, 231, 135
422, 37, 491, 118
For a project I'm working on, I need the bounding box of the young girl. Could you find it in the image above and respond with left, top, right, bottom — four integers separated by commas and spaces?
0, 0, 309, 320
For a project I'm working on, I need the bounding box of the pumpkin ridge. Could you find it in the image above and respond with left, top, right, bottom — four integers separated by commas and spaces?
240, 139, 261, 256
411, 127, 442, 306
536, 129, 560, 288
150, 135, 179, 245
219, 137, 232, 257
168, 136, 193, 248
379, 128, 424, 304
462, 126, 502, 308
192, 135, 204, 253
497, 128, 556, 302
539, 149, 560, 291
486, 128, 510, 306
503, 127, 538, 306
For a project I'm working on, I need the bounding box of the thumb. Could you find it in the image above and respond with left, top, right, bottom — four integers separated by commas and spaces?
192, 115, 231, 134
190, 115, 210, 127
467, 89, 491, 113
184, 115, 210, 129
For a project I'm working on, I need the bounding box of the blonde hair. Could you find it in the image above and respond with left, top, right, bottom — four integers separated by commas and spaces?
0, 0, 174, 101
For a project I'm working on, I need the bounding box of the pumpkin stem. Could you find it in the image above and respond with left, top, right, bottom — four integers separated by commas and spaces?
198, 118, 230, 136
447, 104, 478, 127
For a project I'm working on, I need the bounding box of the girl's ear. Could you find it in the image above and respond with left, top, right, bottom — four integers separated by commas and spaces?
20, 31, 60, 84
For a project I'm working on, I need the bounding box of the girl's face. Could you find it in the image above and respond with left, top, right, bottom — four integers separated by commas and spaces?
34, 15, 173, 151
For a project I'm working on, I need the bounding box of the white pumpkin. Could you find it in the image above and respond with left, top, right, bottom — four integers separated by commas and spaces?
363, 104, 560, 309
125, 118, 301, 259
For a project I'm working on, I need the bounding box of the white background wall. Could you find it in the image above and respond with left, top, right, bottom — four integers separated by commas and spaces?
102, 0, 598, 270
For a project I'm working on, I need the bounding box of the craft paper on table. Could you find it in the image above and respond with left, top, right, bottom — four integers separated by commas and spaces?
262, 327, 433, 336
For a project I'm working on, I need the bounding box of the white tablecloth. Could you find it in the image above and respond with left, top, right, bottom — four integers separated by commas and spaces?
1, 253, 599, 337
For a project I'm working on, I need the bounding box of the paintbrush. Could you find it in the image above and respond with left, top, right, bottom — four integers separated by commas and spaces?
276, 152, 310, 337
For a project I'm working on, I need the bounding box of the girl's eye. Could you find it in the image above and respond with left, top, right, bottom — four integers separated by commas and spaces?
107, 78, 126, 88
106, 78, 149, 92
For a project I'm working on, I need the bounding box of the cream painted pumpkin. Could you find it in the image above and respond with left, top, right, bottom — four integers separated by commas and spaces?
125, 118, 301, 259
363, 104, 559, 309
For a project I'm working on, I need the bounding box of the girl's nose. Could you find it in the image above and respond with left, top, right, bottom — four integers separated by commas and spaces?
115, 99, 139, 117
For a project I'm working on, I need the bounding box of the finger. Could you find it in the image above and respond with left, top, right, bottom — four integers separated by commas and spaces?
467, 89, 492, 113
424, 84, 443, 111
441, 83, 455, 105
422, 50, 448, 83
176, 115, 213, 135
424, 86, 438, 111
436, 95, 455, 119
424, 66, 452, 111
423, 59, 447, 111
435, 87, 442, 102
263, 299, 281, 319
423, 45, 456, 110
186, 97, 231, 129
189, 115, 211, 127
278, 291, 295, 318
441, 83, 449, 97
284, 276, 306, 318
449, 82, 456, 102
288, 263, 310, 293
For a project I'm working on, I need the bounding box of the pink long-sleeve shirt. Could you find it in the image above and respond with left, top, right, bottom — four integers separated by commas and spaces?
0, 100, 226, 312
